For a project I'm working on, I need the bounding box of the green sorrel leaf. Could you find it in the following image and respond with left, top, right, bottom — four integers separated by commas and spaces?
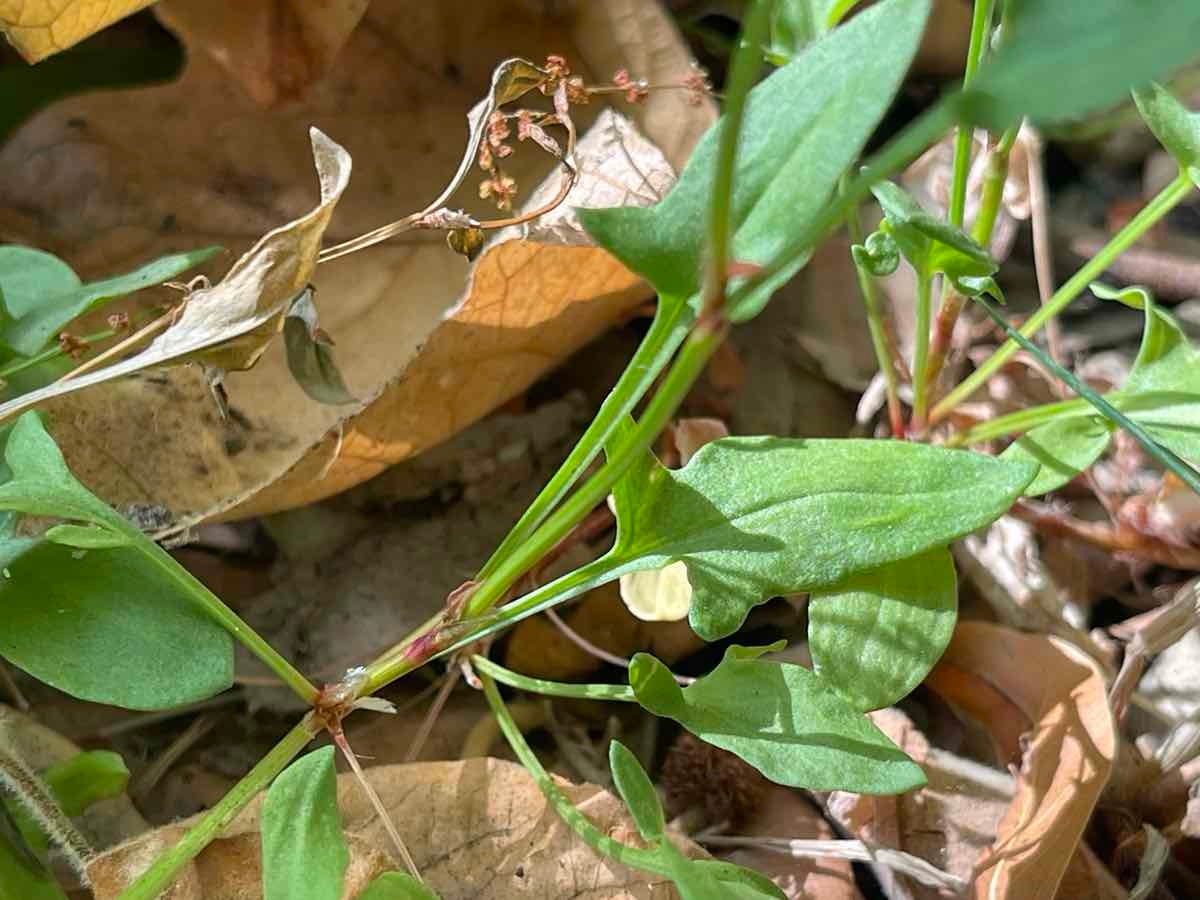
608, 741, 665, 842
963, 0, 1200, 128
0, 245, 219, 357
809, 548, 956, 711
580, 0, 931, 321
1133, 82, 1200, 179
0, 541, 233, 709
40, 751, 129, 817
1001, 416, 1114, 496
261, 747, 349, 900
0, 413, 233, 709
871, 180, 996, 280
630, 646, 926, 793
608, 435, 1033, 640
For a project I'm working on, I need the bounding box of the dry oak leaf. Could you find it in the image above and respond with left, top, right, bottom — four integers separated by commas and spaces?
0, 0, 713, 527
826, 706, 1012, 900
0, 0, 154, 61
88, 757, 692, 899
154, 0, 370, 107
924, 621, 1117, 900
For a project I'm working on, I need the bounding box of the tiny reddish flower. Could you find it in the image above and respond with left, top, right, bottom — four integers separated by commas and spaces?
684, 62, 712, 106
479, 173, 518, 211
613, 68, 648, 103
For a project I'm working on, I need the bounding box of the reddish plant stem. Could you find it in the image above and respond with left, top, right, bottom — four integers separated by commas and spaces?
923, 135, 1016, 416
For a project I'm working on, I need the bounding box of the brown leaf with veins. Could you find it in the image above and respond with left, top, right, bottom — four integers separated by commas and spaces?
88, 757, 692, 899
827, 706, 1010, 900
0, 0, 155, 61
925, 621, 1117, 900
0, 0, 714, 527
155, 0, 370, 106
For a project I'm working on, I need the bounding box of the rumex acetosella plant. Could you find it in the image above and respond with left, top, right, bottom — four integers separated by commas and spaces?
4, 0, 1200, 897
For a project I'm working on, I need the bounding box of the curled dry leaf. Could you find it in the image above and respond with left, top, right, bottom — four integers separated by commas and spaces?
722, 784, 864, 900
154, 0, 371, 107
924, 621, 1117, 900
88, 757, 693, 899
0, 126, 351, 425
0, 0, 714, 527
826, 707, 1012, 900
0, 0, 155, 62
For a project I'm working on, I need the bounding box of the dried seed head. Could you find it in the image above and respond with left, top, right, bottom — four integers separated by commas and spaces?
612, 69, 649, 104
57, 332, 88, 359
684, 62, 713, 106
543, 54, 570, 82
660, 732, 767, 828
565, 75, 589, 106
479, 173, 518, 211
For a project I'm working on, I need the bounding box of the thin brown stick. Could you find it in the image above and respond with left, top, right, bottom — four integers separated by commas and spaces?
404, 668, 461, 763
544, 608, 695, 686
332, 728, 422, 881
55, 306, 177, 383
0, 661, 30, 711
1012, 499, 1200, 570
131, 714, 217, 801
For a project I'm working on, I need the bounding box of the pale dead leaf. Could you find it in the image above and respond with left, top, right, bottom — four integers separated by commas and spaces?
154, 0, 370, 107
0, 0, 714, 526
924, 622, 1117, 900
826, 707, 1013, 900
724, 784, 863, 900
0, 127, 351, 422
88, 757, 690, 899
0, 0, 154, 62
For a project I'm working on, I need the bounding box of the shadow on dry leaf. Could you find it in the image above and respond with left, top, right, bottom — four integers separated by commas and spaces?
0, 0, 714, 529
88, 757, 692, 899
925, 621, 1117, 900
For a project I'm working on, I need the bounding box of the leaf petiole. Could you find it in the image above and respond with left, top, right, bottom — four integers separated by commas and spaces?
470, 655, 635, 702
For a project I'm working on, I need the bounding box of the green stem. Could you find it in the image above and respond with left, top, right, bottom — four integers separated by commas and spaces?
0, 327, 116, 381
911, 268, 933, 427
463, 325, 723, 621
946, 395, 1092, 446
971, 126, 1018, 244
479, 673, 666, 874
471, 655, 635, 702
847, 207, 905, 436
115, 718, 316, 900
476, 297, 690, 583
360, 327, 724, 698
971, 297, 1200, 496
703, 0, 772, 315
923, 125, 1017, 400
948, 0, 995, 227
139, 540, 318, 704
931, 170, 1195, 423
360, 555, 616, 696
